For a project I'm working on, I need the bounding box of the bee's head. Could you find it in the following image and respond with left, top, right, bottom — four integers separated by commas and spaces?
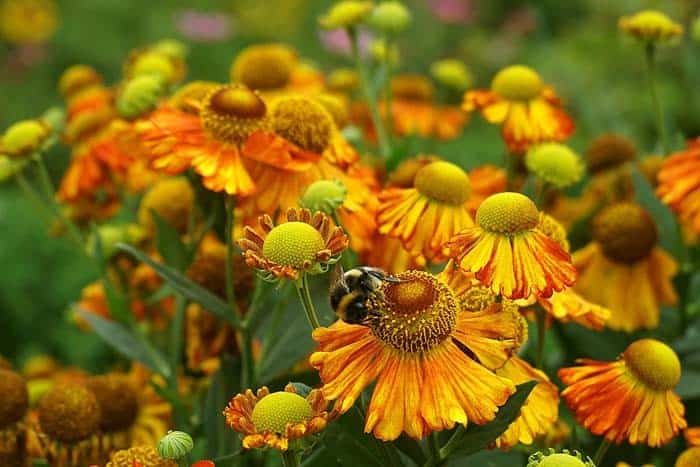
344, 267, 392, 292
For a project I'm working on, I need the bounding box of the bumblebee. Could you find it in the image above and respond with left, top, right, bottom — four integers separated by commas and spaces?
329, 265, 400, 325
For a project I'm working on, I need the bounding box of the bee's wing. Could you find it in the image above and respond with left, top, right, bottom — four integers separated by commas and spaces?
329, 263, 346, 289
365, 268, 403, 283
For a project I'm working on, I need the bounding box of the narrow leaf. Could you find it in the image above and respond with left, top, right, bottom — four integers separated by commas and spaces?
79, 310, 171, 378
116, 243, 239, 327
152, 210, 192, 271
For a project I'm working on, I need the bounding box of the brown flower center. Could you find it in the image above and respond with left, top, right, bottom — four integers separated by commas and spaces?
367, 271, 458, 353
201, 85, 268, 145
592, 202, 657, 264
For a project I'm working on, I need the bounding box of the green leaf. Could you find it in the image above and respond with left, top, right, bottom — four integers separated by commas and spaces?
447, 381, 538, 458
78, 309, 171, 378
116, 242, 239, 327
677, 368, 700, 399
151, 210, 192, 271
203, 355, 241, 460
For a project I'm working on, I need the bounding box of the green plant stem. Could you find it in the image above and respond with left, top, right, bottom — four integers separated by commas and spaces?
281, 450, 301, 467
295, 274, 321, 330
593, 439, 612, 466
348, 26, 391, 159
14, 171, 53, 225
535, 307, 547, 369
169, 294, 187, 428
239, 323, 255, 389
224, 195, 240, 317
644, 43, 670, 155
382, 34, 394, 146
32, 157, 85, 247
423, 426, 464, 467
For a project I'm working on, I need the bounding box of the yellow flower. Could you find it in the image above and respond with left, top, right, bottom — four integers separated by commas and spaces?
223, 384, 329, 451
58, 64, 103, 101
619, 10, 683, 43
430, 59, 473, 91
559, 338, 686, 447
312, 269, 522, 441
0, 119, 51, 159
238, 207, 348, 281
528, 450, 595, 467
573, 203, 677, 331
378, 160, 474, 263
525, 143, 584, 189
0, 0, 57, 45
676, 447, 700, 467
106, 445, 176, 467
463, 65, 574, 153
447, 192, 577, 299
230, 43, 298, 91
657, 139, 700, 234
35, 383, 102, 465
319, 1, 373, 29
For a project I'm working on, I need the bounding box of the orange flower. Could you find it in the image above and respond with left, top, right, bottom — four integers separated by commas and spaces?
573, 203, 677, 331
223, 384, 329, 451
361, 232, 423, 273
494, 356, 559, 450
311, 270, 521, 441
657, 138, 700, 234
377, 161, 474, 263
137, 84, 273, 196
238, 208, 348, 281
686, 427, 700, 446
447, 192, 576, 299
463, 65, 574, 153
559, 339, 686, 447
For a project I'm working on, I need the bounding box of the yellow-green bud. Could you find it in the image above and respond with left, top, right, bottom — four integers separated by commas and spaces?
151, 39, 188, 60
430, 59, 472, 91
117, 75, 166, 119
319, 1, 374, 30
369, 1, 411, 34
525, 143, 584, 189
692, 16, 700, 42
527, 450, 596, 467
157, 430, 194, 460
300, 179, 347, 215
0, 119, 50, 159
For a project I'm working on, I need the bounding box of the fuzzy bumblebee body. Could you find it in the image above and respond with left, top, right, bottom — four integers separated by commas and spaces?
329, 266, 399, 325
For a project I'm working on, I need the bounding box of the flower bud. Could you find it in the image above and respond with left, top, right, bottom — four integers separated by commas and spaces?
300, 179, 347, 215
319, 1, 374, 30
117, 74, 166, 119
157, 430, 194, 460
430, 59, 472, 91
369, 1, 411, 34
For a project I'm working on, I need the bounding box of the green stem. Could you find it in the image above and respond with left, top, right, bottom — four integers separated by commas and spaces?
34, 156, 84, 247
348, 26, 391, 159
14, 171, 53, 225
224, 195, 240, 317
281, 450, 301, 467
423, 426, 464, 467
593, 439, 612, 466
644, 43, 670, 155
295, 274, 321, 330
535, 307, 547, 369
169, 294, 187, 428
239, 324, 255, 389
382, 34, 394, 146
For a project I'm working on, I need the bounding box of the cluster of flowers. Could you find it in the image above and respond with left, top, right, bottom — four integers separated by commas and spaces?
1, 2, 700, 466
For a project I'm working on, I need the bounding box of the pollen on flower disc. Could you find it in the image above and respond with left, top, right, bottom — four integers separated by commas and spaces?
251, 392, 312, 434
491, 65, 543, 101
201, 85, 268, 145
271, 96, 334, 153
592, 202, 657, 264
262, 222, 325, 269
539, 453, 586, 467
230, 44, 297, 91
414, 161, 471, 205
37, 383, 101, 443
0, 369, 28, 429
623, 338, 681, 391
476, 192, 539, 234
369, 270, 458, 353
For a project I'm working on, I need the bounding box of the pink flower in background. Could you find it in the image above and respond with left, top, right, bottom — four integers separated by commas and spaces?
426, 0, 476, 24
174, 9, 234, 42
318, 28, 373, 57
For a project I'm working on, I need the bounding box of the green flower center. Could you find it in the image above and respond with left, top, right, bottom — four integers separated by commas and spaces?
251, 392, 313, 434
262, 222, 325, 268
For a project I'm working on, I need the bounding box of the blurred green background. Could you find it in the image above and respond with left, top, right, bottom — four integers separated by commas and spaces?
1, 0, 699, 370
